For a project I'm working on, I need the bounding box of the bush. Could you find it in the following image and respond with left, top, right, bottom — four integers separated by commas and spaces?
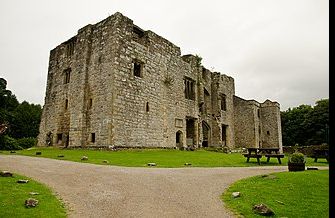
16, 137, 37, 149
289, 152, 305, 163
0, 135, 22, 150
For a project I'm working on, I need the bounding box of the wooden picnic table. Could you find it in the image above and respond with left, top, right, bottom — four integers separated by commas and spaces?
311, 149, 329, 162
243, 147, 284, 165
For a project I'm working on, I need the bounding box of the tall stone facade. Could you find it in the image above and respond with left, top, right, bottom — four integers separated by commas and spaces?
37, 12, 282, 150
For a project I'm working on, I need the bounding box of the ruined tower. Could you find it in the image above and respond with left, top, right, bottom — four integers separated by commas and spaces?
38, 12, 282, 150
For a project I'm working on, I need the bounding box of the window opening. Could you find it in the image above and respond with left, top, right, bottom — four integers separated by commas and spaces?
89, 98, 93, 109
146, 102, 149, 112
64, 68, 71, 84
133, 61, 143, 77
91, 133, 96, 143
184, 77, 195, 100
220, 94, 227, 111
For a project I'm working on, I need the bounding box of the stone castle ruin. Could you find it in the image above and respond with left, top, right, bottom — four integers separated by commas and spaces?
38, 12, 283, 151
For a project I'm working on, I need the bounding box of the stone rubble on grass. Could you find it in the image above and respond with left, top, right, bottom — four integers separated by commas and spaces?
0, 171, 13, 177
147, 163, 156, 166
57, 154, 64, 158
10, 151, 16, 153
35, 151, 42, 155
252, 203, 274, 216
29, 192, 39, 195
81, 156, 88, 161
25, 198, 39, 208
232, 192, 240, 198
184, 163, 192, 166
102, 160, 109, 163
17, 179, 29, 183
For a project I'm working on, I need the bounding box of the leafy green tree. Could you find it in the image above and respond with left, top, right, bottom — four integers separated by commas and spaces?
281, 99, 329, 146
0, 77, 42, 150
0, 78, 19, 124
9, 101, 42, 138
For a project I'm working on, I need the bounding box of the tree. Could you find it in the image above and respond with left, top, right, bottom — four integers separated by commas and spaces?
9, 101, 42, 138
0, 77, 42, 150
281, 99, 329, 146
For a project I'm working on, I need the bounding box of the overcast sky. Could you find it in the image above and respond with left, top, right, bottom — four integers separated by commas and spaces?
0, 0, 328, 110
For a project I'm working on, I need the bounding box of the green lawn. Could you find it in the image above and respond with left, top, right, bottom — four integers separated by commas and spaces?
0, 172, 66, 218
222, 170, 329, 218
1, 147, 329, 168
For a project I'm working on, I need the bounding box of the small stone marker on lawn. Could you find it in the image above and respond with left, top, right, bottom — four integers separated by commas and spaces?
25, 198, 39, 208
0, 171, 13, 177
35, 151, 42, 155
29, 192, 39, 195
184, 163, 192, 166
10, 151, 16, 153
253, 203, 274, 216
147, 163, 156, 166
102, 160, 109, 163
17, 179, 29, 183
57, 154, 64, 158
232, 192, 240, 198
81, 156, 88, 161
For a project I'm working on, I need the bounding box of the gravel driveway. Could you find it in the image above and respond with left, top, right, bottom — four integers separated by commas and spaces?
1, 155, 291, 218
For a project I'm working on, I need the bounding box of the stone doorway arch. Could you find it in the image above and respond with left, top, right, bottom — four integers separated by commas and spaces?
202, 121, 210, 147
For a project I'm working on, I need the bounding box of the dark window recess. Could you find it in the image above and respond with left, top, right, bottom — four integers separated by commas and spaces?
65, 99, 68, 109
258, 125, 261, 135
267, 131, 270, 135
64, 68, 71, 84
202, 67, 207, 80
65, 37, 76, 57
57, 133, 62, 144
89, 98, 93, 109
146, 102, 149, 112
91, 133, 96, 143
220, 94, 227, 111
257, 109, 260, 118
133, 61, 143, 77
184, 77, 195, 100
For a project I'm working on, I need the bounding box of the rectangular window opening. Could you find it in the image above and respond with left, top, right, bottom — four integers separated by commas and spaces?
133, 61, 143, 77
91, 133, 96, 143
89, 98, 93, 109
184, 77, 195, 100
220, 94, 227, 111
65, 99, 68, 110
146, 102, 149, 112
64, 68, 71, 84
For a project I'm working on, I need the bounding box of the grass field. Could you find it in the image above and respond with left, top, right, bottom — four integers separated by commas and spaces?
222, 170, 329, 218
1, 147, 329, 168
0, 172, 66, 218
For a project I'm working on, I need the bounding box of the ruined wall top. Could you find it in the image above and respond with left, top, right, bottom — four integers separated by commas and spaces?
50, 12, 236, 82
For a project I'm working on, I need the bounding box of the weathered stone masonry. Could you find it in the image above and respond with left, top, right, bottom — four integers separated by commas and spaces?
38, 12, 283, 150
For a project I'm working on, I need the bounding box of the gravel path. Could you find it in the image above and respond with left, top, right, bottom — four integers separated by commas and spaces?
1, 155, 294, 217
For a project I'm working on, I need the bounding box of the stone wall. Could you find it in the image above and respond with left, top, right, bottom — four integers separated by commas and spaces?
38, 12, 281, 150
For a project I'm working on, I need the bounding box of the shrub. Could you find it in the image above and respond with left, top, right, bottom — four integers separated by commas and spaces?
0, 135, 22, 150
289, 152, 305, 163
16, 137, 37, 149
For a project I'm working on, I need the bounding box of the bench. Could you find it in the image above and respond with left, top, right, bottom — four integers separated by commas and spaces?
264, 154, 285, 164
311, 149, 329, 162
243, 153, 262, 165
